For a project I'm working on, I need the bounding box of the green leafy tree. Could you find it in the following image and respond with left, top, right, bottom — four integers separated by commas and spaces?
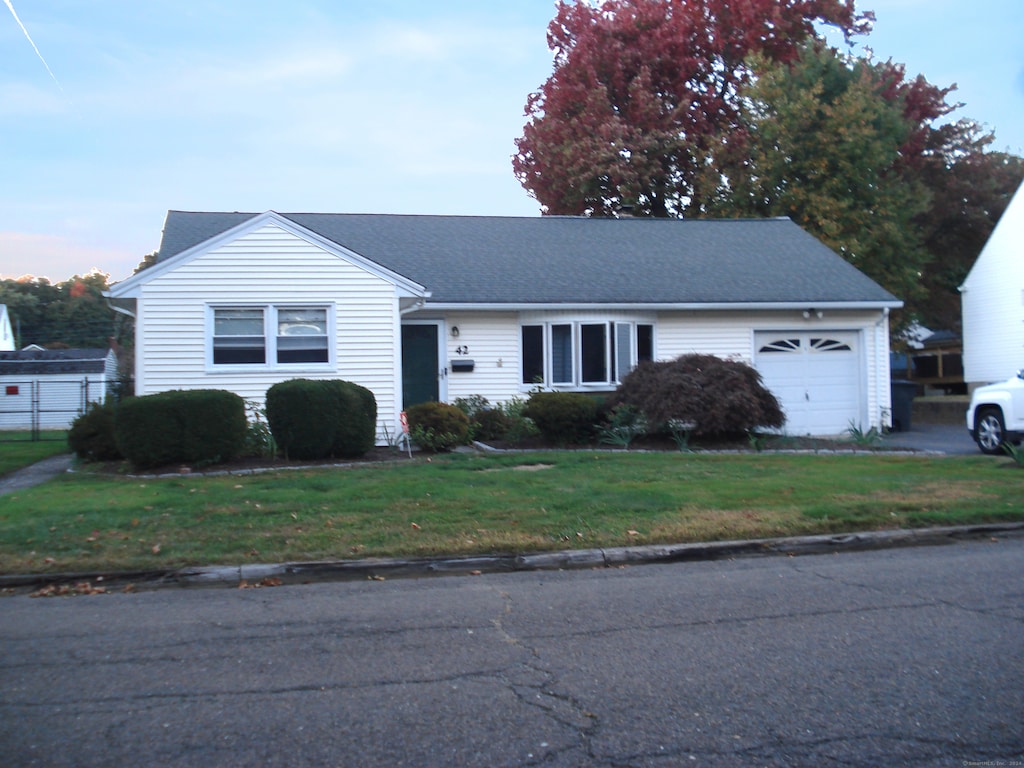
134, 251, 158, 274
711, 43, 1023, 327
709, 44, 934, 317
0, 277, 59, 348
910, 136, 1024, 332
513, 0, 870, 217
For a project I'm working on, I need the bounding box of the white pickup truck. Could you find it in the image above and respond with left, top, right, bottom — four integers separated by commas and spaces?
966, 370, 1024, 454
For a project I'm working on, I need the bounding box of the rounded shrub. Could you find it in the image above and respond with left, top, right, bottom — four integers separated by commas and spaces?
114, 389, 248, 469
472, 408, 512, 442
68, 400, 122, 462
405, 401, 470, 452
332, 380, 377, 457
522, 391, 598, 445
610, 354, 784, 436
265, 379, 377, 460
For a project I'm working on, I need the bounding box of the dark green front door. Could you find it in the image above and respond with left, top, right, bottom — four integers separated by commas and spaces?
402, 324, 439, 408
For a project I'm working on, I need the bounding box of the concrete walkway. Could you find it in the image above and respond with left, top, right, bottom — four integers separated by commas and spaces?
0, 453, 73, 497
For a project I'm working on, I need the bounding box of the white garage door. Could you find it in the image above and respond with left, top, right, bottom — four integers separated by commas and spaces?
755, 331, 862, 436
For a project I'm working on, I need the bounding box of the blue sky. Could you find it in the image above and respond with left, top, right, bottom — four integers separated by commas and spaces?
1, 0, 1022, 283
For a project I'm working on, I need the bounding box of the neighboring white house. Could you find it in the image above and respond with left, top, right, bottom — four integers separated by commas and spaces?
107, 211, 902, 438
0, 305, 14, 351
961, 181, 1024, 387
0, 348, 119, 430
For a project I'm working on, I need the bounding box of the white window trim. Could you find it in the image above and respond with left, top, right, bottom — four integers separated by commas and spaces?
206, 303, 336, 372
520, 319, 654, 390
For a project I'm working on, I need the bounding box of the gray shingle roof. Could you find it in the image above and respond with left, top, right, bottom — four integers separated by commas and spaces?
155, 211, 899, 306
0, 349, 111, 375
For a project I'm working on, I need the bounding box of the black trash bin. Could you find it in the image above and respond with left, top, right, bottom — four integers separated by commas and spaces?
890, 380, 917, 432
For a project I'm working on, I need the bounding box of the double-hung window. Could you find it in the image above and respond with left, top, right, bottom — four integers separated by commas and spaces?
211, 306, 330, 367
276, 308, 329, 364
521, 320, 653, 388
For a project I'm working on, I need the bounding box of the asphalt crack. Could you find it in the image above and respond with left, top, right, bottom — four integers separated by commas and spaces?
487, 588, 602, 764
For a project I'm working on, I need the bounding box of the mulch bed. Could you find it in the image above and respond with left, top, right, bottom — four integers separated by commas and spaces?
81, 432, 888, 477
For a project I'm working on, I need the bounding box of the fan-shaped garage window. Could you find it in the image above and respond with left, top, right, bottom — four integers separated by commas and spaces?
758, 338, 801, 353
759, 338, 852, 354
810, 338, 852, 352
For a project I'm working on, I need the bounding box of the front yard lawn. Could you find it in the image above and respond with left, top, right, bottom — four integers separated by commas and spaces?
0, 451, 1021, 574
0, 434, 69, 478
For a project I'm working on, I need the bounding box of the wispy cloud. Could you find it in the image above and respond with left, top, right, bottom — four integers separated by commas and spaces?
3, 0, 62, 90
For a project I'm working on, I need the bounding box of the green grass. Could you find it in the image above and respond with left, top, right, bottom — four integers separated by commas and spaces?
0, 451, 1021, 574
0, 433, 69, 477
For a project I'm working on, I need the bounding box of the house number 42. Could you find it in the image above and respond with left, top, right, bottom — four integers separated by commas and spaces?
454, 346, 470, 355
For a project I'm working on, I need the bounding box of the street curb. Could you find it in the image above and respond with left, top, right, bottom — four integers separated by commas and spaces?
3, 522, 1023, 593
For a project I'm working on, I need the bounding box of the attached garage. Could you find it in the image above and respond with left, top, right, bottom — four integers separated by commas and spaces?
755, 331, 863, 436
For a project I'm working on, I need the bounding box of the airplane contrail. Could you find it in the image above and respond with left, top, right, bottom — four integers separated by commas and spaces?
3, 0, 62, 90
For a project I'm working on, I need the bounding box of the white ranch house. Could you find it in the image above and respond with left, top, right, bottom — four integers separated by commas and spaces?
108, 211, 901, 439
961, 181, 1024, 387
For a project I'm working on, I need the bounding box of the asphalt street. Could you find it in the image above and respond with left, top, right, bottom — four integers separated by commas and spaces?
2, 537, 1021, 767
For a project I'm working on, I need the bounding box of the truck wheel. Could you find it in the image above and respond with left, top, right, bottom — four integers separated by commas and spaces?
975, 408, 1006, 455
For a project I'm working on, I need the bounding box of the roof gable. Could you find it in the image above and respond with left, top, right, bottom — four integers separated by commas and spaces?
109, 211, 428, 299
121, 210, 900, 307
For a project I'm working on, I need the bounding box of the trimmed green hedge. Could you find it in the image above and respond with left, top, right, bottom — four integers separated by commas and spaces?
522, 391, 598, 445
405, 401, 470, 451
115, 389, 248, 469
68, 400, 122, 462
265, 379, 377, 460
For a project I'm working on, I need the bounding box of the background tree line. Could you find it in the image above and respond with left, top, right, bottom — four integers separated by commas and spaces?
514, 0, 1024, 334
0, 271, 130, 350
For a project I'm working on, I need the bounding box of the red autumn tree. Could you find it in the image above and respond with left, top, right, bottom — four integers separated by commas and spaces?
513, 0, 871, 217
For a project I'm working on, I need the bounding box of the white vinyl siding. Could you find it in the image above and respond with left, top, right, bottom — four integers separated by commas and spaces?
653, 309, 889, 434
439, 312, 522, 407
962, 183, 1024, 384
134, 222, 403, 431
439, 309, 887, 434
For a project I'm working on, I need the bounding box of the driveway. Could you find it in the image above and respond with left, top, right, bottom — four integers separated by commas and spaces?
881, 422, 978, 455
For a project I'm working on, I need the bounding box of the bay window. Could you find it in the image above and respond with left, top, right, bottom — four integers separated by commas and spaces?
521, 320, 653, 388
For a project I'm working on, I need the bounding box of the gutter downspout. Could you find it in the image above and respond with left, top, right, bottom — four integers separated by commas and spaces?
876, 307, 892, 429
